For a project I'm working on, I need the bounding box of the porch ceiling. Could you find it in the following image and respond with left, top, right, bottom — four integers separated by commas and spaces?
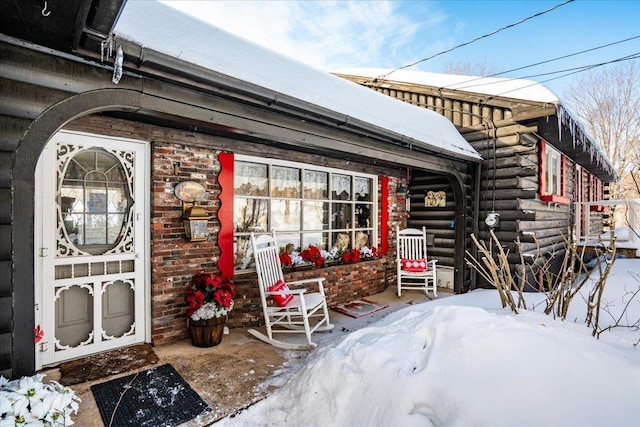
0, 0, 125, 52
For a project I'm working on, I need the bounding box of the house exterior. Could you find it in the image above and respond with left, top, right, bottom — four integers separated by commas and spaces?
334, 68, 618, 290
0, 1, 482, 379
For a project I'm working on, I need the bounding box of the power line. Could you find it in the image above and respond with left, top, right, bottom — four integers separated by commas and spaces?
373, 53, 639, 106
443, 35, 640, 90
444, 51, 640, 93
372, 0, 575, 85
520, 53, 640, 80
491, 53, 640, 98
490, 36, 639, 78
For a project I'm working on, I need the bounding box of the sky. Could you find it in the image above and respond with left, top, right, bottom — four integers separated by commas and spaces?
209, 257, 640, 426
159, 0, 640, 98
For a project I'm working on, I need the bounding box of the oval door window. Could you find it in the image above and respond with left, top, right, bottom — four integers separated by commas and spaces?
59, 148, 132, 255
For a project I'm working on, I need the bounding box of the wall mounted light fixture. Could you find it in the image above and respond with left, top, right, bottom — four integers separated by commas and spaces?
182, 201, 210, 241
175, 181, 210, 242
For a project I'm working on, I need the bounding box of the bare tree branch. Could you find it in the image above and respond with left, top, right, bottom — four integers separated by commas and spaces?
563, 61, 640, 201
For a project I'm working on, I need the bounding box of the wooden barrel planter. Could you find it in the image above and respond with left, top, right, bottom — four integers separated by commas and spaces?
188, 317, 225, 347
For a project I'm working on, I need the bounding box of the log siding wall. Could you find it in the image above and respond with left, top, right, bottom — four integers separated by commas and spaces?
356, 80, 578, 291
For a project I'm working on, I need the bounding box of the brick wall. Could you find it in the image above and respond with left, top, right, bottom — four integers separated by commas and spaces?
67, 115, 407, 346
150, 141, 224, 345
150, 142, 408, 342
229, 257, 393, 327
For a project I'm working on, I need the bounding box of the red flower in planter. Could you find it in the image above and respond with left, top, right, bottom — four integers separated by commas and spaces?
301, 245, 324, 267
342, 248, 361, 263
186, 272, 236, 320
214, 289, 234, 308
279, 252, 292, 267
186, 290, 206, 315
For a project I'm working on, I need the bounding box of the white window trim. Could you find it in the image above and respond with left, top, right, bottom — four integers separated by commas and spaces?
540, 140, 569, 204
234, 154, 378, 268
545, 144, 562, 196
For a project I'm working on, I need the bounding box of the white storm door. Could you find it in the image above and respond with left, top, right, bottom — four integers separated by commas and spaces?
36, 130, 149, 368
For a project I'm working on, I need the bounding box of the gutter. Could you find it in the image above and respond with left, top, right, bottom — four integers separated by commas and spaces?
109, 38, 482, 164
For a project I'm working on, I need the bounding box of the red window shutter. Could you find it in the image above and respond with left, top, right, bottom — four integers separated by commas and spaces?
218, 152, 234, 278
380, 175, 389, 256
561, 154, 566, 197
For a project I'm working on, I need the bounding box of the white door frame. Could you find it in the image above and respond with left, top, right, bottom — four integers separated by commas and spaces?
35, 130, 151, 369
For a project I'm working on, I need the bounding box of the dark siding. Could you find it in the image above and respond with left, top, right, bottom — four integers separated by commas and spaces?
345, 78, 580, 291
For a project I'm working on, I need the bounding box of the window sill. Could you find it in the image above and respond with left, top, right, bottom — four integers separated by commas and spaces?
234, 256, 383, 276
540, 194, 570, 205
282, 256, 381, 272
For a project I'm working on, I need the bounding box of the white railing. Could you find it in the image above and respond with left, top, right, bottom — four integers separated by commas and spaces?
575, 199, 640, 257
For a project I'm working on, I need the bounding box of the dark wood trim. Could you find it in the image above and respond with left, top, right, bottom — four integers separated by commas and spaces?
12, 89, 144, 377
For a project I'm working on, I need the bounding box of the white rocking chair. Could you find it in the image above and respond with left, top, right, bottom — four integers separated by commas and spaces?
396, 226, 438, 298
248, 232, 334, 350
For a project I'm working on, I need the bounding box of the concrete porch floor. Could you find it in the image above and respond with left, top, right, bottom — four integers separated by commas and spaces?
46, 285, 452, 426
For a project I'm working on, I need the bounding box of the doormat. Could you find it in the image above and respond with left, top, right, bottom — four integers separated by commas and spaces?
60, 343, 159, 386
91, 363, 210, 427
332, 298, 388, 318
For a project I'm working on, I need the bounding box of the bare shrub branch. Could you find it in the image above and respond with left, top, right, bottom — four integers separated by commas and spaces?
466, 232, 519, 313
466, 227, 639, 346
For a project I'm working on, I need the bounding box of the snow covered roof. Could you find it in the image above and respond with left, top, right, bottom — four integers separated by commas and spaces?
335, 67, 560, 104
112, 1, 480, 162
336, 68, 617, 181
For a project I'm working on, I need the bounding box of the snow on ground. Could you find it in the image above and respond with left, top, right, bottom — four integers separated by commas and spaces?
217, 259, 640, 427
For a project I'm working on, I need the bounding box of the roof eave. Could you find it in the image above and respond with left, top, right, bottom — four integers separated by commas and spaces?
97, 39, 482, 164
336, 72, 616, 180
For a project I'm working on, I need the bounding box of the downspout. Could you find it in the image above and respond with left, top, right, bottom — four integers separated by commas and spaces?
470, 161, 482, 292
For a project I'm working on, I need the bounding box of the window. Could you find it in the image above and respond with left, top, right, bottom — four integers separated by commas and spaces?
233, 156, 377, 271
60, 148, 132, 254
589, 174, 603, 202
587, 172, 604, 211
540, 140, 569, 204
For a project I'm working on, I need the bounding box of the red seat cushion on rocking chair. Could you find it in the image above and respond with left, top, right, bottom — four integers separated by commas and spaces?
402, 258, 428, 272
269, 280, 294, 307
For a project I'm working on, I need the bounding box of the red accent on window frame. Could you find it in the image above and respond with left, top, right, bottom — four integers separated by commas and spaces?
380, 176, 389, 255
591, 175, 598, 201
576, 164, 582, 202
539, 138, 568, 203
575, 164, 585, 230
217, 152, 234, 279
540, 194, 570, 204
539, 139, 547, 196
588, 173, 603, 210
560, 154, 566, 197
